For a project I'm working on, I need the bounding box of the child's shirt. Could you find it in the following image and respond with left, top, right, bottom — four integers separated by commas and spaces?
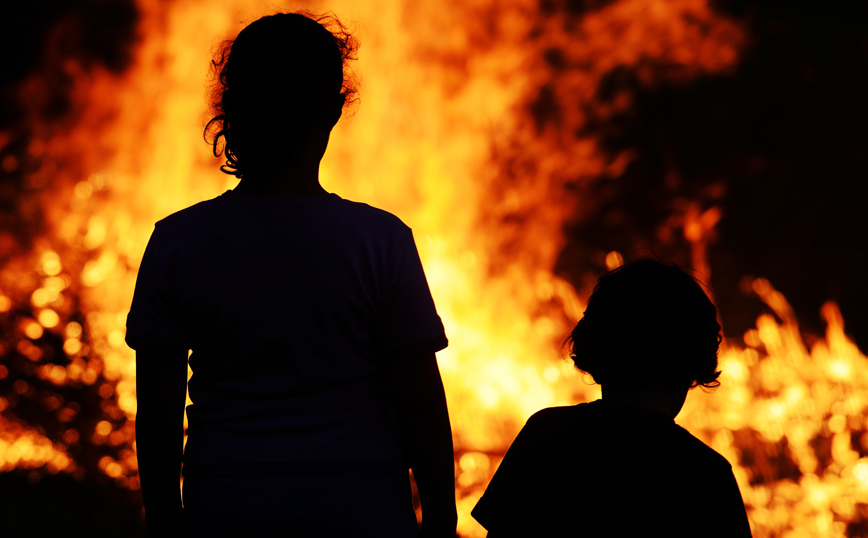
472, 399, 752, 537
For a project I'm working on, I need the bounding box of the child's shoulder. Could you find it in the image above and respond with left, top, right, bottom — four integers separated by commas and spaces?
531, 400, 604, 417
671, 423, 734, 470
524, 401, 600, 431
526, 405, 569, 423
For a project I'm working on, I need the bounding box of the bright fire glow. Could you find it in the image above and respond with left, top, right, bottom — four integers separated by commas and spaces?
0, 1, 864, 537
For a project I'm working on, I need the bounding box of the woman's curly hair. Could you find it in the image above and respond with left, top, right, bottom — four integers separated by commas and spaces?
204, 11, 359, 178
568, 259, 722, 390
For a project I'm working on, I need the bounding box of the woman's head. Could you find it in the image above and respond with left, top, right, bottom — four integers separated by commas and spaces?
568, 259, 722, 390
205, 12, 359, 178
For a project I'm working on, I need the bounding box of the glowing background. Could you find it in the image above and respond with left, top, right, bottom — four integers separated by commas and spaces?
1, 1, 867, 536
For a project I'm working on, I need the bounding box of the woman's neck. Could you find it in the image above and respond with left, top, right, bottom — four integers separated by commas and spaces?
234, 160, 327, 198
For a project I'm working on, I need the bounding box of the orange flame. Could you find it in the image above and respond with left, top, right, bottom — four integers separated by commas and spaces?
0, 1, 864, 537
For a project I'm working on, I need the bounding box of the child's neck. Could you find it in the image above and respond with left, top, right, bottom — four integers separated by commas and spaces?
601, 383, 689, 419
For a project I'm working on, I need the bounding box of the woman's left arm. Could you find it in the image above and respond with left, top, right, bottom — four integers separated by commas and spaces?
135, 344, 188, 537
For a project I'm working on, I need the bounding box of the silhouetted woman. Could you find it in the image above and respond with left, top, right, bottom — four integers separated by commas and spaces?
472, 260, 752, 537
127, 12, 457, 537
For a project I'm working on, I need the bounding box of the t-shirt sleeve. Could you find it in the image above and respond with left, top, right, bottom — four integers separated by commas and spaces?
472, 413, 545, 535
375, 228, 447, 358
708, 463, 753, 537
125, 224, 187, 350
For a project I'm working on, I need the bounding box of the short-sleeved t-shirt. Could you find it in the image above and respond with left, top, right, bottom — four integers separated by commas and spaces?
126, 191, 447, 465
472, 400, 752, 537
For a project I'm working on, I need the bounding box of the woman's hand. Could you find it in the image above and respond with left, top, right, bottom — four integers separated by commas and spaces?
135, 344, 188, 537
386, 353, 458, 537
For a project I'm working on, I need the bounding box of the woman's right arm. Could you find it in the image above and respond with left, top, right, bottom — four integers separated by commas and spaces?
387, 352, 457, 538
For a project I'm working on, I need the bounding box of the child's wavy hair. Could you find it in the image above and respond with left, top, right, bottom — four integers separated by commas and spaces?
204, 11, 359, 179
568, 259, 722, 390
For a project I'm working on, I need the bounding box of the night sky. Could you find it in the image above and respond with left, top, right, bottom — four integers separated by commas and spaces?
547, 0, 868, 350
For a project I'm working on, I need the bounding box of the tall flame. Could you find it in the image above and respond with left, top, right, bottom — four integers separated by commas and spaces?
0, 1, 865, 536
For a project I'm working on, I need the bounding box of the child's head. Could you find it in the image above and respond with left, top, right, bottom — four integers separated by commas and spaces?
568, 259, 721, 391
205, 12, 359, 178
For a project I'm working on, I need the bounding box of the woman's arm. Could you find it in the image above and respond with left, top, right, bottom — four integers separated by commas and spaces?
135, 344, 188, 537
387, 353, 457, 538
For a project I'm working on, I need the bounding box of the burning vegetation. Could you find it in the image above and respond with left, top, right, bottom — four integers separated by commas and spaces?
1, 1, 868, 536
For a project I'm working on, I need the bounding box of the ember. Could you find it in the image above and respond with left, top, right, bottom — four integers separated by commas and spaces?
0, 1, 866, 537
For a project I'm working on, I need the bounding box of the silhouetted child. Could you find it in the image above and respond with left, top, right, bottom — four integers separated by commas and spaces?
128, 12, 456, 538
472, 259, 752, 537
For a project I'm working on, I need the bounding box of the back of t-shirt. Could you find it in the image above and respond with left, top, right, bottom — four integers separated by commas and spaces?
126, 191, 447, 465
472, 400, 752, 537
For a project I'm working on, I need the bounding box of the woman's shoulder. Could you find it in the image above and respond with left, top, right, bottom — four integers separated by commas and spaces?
153, 195, 226, 231
334, 198, 410, 233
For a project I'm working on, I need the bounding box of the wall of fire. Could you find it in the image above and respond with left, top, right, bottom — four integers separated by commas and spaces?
1, 1, 867, 536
